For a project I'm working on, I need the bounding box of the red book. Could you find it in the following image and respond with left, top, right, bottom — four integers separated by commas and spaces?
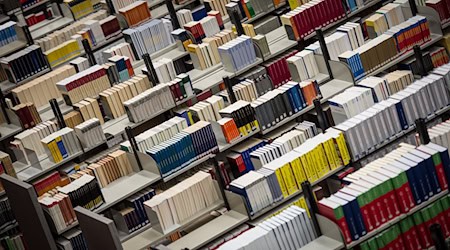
353, 180, 384, 227
417, 145, 448, 191
318, 198, 353, 244
400, 218, 422, 250
413, 211, 432, 248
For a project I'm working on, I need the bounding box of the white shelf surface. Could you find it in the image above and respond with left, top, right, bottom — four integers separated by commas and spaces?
0, 40, 27, 58
261, 78, 351, 135
122, 200, 225, 250
151, 0, 196, 19
16, 151, 83, 182
0, 123, 23, 142
218, 128, 261, 152
134, 46, 188, 74
299, 236, 344, 250
0, 68, 51, 94
31, 16, 73, 39
250, 164, 347, 221
94, 170, 161, 213
167, 210, 249, 250
347, 189, 449, 248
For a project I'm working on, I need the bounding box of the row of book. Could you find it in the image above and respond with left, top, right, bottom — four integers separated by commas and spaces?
123, 18, 174, 60
102, 43, 136, 65
426, 0, 450, 24
287, 49, 321, 83
219, 100, 259, 137
365, 3, 406, 38
56, 65, 111, 106
167, 73, 194, 103
225, 0, 276, 22
227, 138, 267, 178
357, 70, 414, 102
218, 205, 317, 250
426, 119, 450, 150
188, 29, 236, 70
177, 9, 194, 27
335, 63, 450, 160
121, 117, 188, 153
86, 150, 134, 188
41, 127, 83, 163
229, 128, 350, 215
73, 97, 104, 124
360, 198, 450, 250
0, 152, 16, 194
319, 142, 450, 243
152, 58, 177, 83
56, 229, 88, 250
25, 9, 53, 28
35, 9, 108, 53
0, 22, 18, 47
65, 0, 95, 20
124, 83, 175, 123
63, 111, 84, 129
74, 118, 106, 149
0, 197, 15, 230
0, 234, 25, 250
147, 121, 218, 177
11, 120, 58, 160
329, 86, 376, 125
100, 74, 151, 119
252, 80, 320, 131
428, 46, 449, 68
11, 65, 76, 108
262, 50, 297, 88
38, 192, 77, 233
281, 0, 347, 41
111, 187, 156, 234
144, 171, 221, 232
188, 95, 225, 122
57, 173, 104, 211
33, 172, 64, 197
219, 35, 257, 73
119, 1, 151, 27
11, 103, 41, 130
107, 55, 134, 83
1, 45, 49, 84
248, 121, 318, 168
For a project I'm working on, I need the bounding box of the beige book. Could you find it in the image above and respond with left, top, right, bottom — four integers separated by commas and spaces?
85, 97, 104, 124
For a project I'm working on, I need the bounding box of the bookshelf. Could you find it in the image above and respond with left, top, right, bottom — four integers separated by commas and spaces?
21, 0, 51, 12
0, 67, 51, 94
162, 154, 214, 182
150, 0, 197, 19
299, 236, 345, 250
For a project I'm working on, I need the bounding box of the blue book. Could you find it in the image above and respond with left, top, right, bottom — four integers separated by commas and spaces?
391, 160, 422, 205
328, 196, 360, 241
403, 153, 434, 199
410, 149, 441, 194
55, 137, 68, 159
334, 192, 367, 236
428, 143, 450, 185
397, 156, 429, 202
392, 99, 409, 130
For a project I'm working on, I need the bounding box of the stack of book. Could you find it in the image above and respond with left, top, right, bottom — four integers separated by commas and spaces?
281, 0, 346, 41
144, 171, 221, 232
102, 43, 136, 64
251, 80, 320, 131
73, 97, 104, 124
424, 118, 450, 147
217, 117, 241, 143
123, 18, 175, 59
57, 174, 104, 210
74, 118, 106, 149
124, 83, 174, 123
11, 103, 42, 129
329, 86, 376, 125
223, 79, 260, 102
177, 9, 194, 27
239, 67, 273, 96
287, 50, 320, 83
38, 193, 77, 233
188, 40, 221, 70
0, 21, 18, 47
147, 121, 218, 177
319, 142, 450, 244
0, 151, 17, 192
45, 40, 83, 68
225, 0, 275, 21
380, 70, 415, 96
119, 1, 151, 27
226, 138, 267, 177
426, 0, 450, 24
11, 121, 58, 159
219, 100, 259, 136
108, 56, 134, 82
111, 187, 156, 234
153, 58, 177, 83
0, 234, 25, 249
189, 95, 225, 122
250, 121, 318, 166
35, 10, 108, 52
167, 73, 194, 103
98, 74, 151, 119
86, 150, 133, 188
229, 127, 350, 215
33, 172, 64, 196
1, 45, 49, 83
335, 64, 450, 160
64, 0, 95, 20
120, 116, 188, 153
70, 57, 90, 72
429, 46, 450, 68
41, 127, 83, 163
64, 111, 84, 129
218, 205, 317, 249
219, 35, 257, 73
56, 65, 111, 106
200, 16, 221, 38
57, 229, 88, 250
263, 50, 298, 88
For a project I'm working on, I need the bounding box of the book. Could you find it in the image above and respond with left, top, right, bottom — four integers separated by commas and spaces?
38, 193, 77, 233
57, 174, 104, 210
74, 118, 106, 150
287, 50, 320, 83
1, 45, 49, 83
426, 0, 450, 24
40, 127, 83, 163
219, 100, 258, 136
86, 150, 133, 188
329, 86, 376, 125
102, 42, 136, 64
11, 121, 58, 159
144, 171, 221, 232
57, 229, 88, 250
118, 1, 151, 27
11, 102, 42, 129
218, 35, 257, 73
64, 0, 95, 20
108, 55, 134, 82
177, 9, 194, 27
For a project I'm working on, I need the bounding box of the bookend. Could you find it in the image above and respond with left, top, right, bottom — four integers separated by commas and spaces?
165, 0, 180, 30
0, 91, 10, 124
143, 53, 159, 86
223, 76, 237, 104
49, 98, 66, 128
301, 181, 322, 235
413, 45, 427, 77
105, 0, 116, 14
22, 25, 33, 45
145, 179, 224, 235
82, 39, 97, 67
0, 174, 58, 250
316, 28, 334, 79
14, 23, 28, 49
230, 10, 245, 36
125, 126, 143, 171
313, 98, 330, 132
213, 159, 230, 210
415, 118, 431, 145
75, 206, 124, 250
11, 146, 42, 170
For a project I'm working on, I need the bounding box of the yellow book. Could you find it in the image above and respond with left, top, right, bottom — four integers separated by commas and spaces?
317, 145, 329, 176
270, 166, 288, 198
49, 140, 62, 163
288, 0, 300, 9
305, 150, 319, 182
297, 196, 311, 218
335, 133, 351, 165
280, 162, 298, 195
321, 138, 336, 170
286, 153, 307, 187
